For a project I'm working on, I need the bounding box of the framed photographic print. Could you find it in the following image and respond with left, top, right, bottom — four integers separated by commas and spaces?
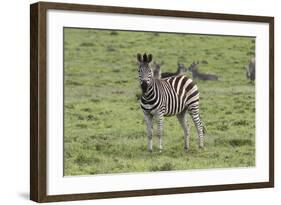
30, 1, 274, 202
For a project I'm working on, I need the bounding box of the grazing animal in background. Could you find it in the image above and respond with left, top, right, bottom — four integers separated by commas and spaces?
137, 53, 204, 152
153, 62, 187, 79
176, 63, 188, 75
246, 57, 255, 81
188, 62, 218, 81
161, 63, 187, 78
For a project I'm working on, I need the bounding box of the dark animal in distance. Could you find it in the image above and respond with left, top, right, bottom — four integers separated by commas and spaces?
153, 62, 187, 79
246, 57, 255, 81
137, 53, 204, 152
188, 62, 218, 81
161, 63, 187, 78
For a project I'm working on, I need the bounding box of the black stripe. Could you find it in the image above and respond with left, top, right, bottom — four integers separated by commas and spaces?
185, 80, 195, 92
178, 77, 188, 98
174, 76, 181, 91
187, 99, 199, 108
186, 90, 199, 102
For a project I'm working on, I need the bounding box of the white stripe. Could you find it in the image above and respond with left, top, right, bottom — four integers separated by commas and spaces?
179, 79, 192, 105
176, 75, 185, 94
171, 77, 177, 89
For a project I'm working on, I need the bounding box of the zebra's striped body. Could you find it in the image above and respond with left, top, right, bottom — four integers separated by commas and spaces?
137, 53, 204, 152
141, 75, 198, 116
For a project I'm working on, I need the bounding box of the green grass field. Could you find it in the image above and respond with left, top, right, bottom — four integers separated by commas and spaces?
63, 28, 255, 176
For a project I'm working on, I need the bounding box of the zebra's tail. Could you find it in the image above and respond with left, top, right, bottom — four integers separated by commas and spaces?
199, 114, 207, 134
203, 125, 207, 134
201, 118, 207, 134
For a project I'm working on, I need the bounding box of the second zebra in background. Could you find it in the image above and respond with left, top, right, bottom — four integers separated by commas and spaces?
188, 62, 218, 81
246, 57, 255, 81
153, 61, 187, 79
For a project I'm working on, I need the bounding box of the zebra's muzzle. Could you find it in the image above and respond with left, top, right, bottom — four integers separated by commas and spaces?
141, 81, 148, 92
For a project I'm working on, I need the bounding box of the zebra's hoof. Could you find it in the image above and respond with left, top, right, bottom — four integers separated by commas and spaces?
184, 148, 189, 153
158, 149, 162, 153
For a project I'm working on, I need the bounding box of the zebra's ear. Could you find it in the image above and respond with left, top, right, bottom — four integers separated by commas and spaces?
147, 54, 152, 63
137, 53, 142, 62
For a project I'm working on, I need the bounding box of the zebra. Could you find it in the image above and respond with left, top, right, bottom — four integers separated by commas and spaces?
246, 57, 255, 81
188, 61, 218, 81
153, 62, 187, 79
152, 61, 163, 79
137, 53, 204, 152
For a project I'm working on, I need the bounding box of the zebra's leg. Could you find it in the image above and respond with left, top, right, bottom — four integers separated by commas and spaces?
189, 102, 204, 148
176, 111, 189, 152
144, 112, 153, 152
156, 114, 164, 152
